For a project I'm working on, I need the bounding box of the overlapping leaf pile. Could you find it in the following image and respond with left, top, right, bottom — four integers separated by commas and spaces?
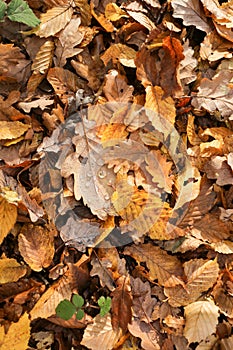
0, 0, 233, 349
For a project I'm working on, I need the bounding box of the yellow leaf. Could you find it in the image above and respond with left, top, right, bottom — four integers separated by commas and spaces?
0, 121, 30, 140
105, 3, 128, 21
184, 300, 219, 343
18, 224, 55, 272
90, 3, 115, 32
32, 40, 54, 74
81, 314, 121, 350
0, 313, 30, 350
0, 258, 27, 284
35, 6, 73, 38
101, 43, 137, 68
0, 195, 17, 245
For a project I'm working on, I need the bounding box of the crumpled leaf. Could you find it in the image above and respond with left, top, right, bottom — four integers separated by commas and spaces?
18, 224, 55, 272
179, 39, 198, 85
0, 313, 30, 350
192, 69, 233, 119
184, 300, 219, 343
101, 43, 137, 68
35, 5, 73, 38
200, 30, 233, 62
0, 257, 27, 284
55, 18, 84, 67
81, 313, 121, 350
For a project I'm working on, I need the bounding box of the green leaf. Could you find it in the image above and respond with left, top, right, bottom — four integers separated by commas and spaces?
0, 0, 7, 21
72, 294, 84, 308
7, 0, 40, 27
55, 299, 76, 320
76, 309, 85, 320
98, 296, 111, 317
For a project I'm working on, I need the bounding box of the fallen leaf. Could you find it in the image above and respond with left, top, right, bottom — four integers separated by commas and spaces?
103, 70, 134, 102
18, 98, 54, 113
0, 194, 17, 244
200, 30, 233, 62
128, 319, 160, 350
184, 300, 219, 343
0, 313, 30, 350
0, 121, 30, 140
105, 3, 128, 21
81, 313, 121, 350
18, 224, 55, 272
101, 43, 137, 68
0, 257, 27, 284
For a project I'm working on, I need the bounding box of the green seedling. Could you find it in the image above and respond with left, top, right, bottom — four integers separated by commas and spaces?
0, 0, 40, 27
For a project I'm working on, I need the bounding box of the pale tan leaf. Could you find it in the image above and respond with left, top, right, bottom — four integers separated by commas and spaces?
35, 6, 73, 38
192, 69, 233, 118
80, 314, 121, 350
55, 18, 84, 67
0, 313, 30, 350
31, 40, 54, 74
184, 300, 219, 343
101, 43, 137, 68
171, 0, 211, 33
196, 335, 218, 350
18, 98, 54, 113
200, 0, 233, 28
0, 258, 27, 284
18, 224, 55, 272
0, 121, 30, 140
211, 241, 233, 254
0, 195, 17, 245
124, 2, 156, 31
200, 30, 233, 62
124, 243, 184, 287
179, 39, 198, 85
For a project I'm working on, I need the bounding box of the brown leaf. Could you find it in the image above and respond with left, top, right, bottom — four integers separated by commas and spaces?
103, 69, 134, 102
160, 36, 184, 97
90, 2, 115, 32
128, 319, 161, 350
74, 0, 92, 25
200, 30, 233, 62
135, 46, 159, 88
111, 276, 132, 333
0, 121, 30, 140
105, 3, 128, 21
124, 243, 184, 287
101, 43, 137, 68
18, 224, 55, 272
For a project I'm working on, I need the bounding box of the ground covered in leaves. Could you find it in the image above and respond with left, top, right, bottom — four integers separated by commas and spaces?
1, 0, 233, 349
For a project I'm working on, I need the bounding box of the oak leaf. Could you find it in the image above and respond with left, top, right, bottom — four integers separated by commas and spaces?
184, 300, 219, 343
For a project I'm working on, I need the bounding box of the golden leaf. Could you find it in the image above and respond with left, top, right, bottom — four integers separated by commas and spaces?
81, 314, 121, 350
105, 3, 128, 21
32, 40, 54, 74
0, 257, 27, 284
101, 43, 137, 68
0, 313, 30, 350
0, 195, 17, 245
90, 3, 115, 32
0, 121, 30, 140
18, 224, 55, 272
184, 300, 219, 343
35, 6, 73, 38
